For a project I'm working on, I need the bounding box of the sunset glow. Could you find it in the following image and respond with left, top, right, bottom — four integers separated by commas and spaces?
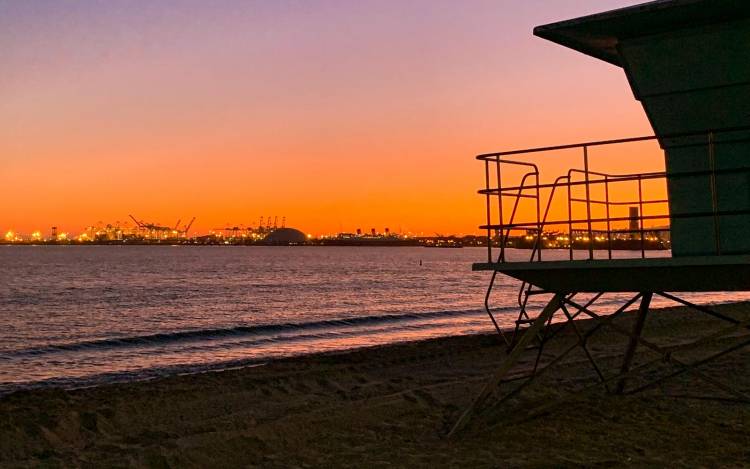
1, 0, 655, 235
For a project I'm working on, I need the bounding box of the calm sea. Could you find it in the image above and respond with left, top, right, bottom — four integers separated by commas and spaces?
1, 245, 748, 393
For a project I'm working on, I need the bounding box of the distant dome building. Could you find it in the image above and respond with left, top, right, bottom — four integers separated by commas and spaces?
262, 227, 307, 245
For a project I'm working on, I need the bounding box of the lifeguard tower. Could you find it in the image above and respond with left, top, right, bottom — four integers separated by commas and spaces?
452, 0, 750, 433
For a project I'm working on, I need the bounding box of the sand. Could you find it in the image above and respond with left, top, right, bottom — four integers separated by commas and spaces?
1, 301, 749, 467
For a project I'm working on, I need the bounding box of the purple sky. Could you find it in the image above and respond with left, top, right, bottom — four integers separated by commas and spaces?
1, 1, 654, 234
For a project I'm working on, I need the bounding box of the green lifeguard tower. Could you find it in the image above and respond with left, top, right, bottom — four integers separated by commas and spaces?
452, 0, 750, 433
536, 0, 750, 257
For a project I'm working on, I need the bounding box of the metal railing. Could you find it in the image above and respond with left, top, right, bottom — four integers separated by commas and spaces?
478, 126, 750, 265
479, 135, 669, 264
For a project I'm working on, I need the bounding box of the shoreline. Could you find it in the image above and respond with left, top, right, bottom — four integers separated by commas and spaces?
2, 300, 749, 466
0, 243, 671, 250
4, 298, 747, 397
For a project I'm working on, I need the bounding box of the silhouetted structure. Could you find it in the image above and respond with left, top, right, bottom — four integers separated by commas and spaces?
452, 0, 750, 435
628, 207, 639, 238
262, 227, 307, 245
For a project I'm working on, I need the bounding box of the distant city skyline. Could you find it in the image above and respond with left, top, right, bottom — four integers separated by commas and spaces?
2, 0, 654, 235
1, 216, 469, 241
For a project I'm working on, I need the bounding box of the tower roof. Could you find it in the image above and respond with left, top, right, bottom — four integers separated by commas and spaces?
534, 0, 750, 66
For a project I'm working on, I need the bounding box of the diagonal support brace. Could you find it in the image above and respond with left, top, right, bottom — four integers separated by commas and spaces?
449, 293, 565, 437
615, 292, 652, 394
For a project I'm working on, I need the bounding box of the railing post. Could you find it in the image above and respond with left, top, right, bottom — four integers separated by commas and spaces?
638, 176, 645, 258
485, 159, 492, 263
496, 157, 505, 262
567, 175, 573, 260
536, 172, 542, 261
605, 175, 612, 259
583, 146, 593, 259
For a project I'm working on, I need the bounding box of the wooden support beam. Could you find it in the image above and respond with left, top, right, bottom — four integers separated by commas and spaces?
615, 292, 652, 394
448, 293, 564, 437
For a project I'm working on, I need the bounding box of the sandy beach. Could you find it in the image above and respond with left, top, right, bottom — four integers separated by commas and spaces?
2, 301, 749, 467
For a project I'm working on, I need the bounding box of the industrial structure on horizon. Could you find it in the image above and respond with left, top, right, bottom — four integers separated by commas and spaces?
2, 209, 671, 248
1, 215, 309, 245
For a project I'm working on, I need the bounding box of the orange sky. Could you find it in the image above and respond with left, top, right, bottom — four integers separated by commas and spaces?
1, 0, 661, 236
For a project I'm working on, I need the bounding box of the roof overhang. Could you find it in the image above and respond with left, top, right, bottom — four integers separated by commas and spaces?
533, 0, 750, 67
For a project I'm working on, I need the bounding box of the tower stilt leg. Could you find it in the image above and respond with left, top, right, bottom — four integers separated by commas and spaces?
448, 293, 565, 437
615, 292, 652, 394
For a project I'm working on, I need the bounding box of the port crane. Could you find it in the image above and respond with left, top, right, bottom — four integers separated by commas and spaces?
129, 215, 196, 238
181, 217, 196, 236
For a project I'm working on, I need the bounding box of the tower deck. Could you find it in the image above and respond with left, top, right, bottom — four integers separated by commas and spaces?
473, 255, 750, 292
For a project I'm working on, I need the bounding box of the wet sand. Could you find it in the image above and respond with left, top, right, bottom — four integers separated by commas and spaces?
2, 301, 749, 467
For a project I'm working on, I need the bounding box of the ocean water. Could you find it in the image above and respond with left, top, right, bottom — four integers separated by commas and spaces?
1, 245, 748, 393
